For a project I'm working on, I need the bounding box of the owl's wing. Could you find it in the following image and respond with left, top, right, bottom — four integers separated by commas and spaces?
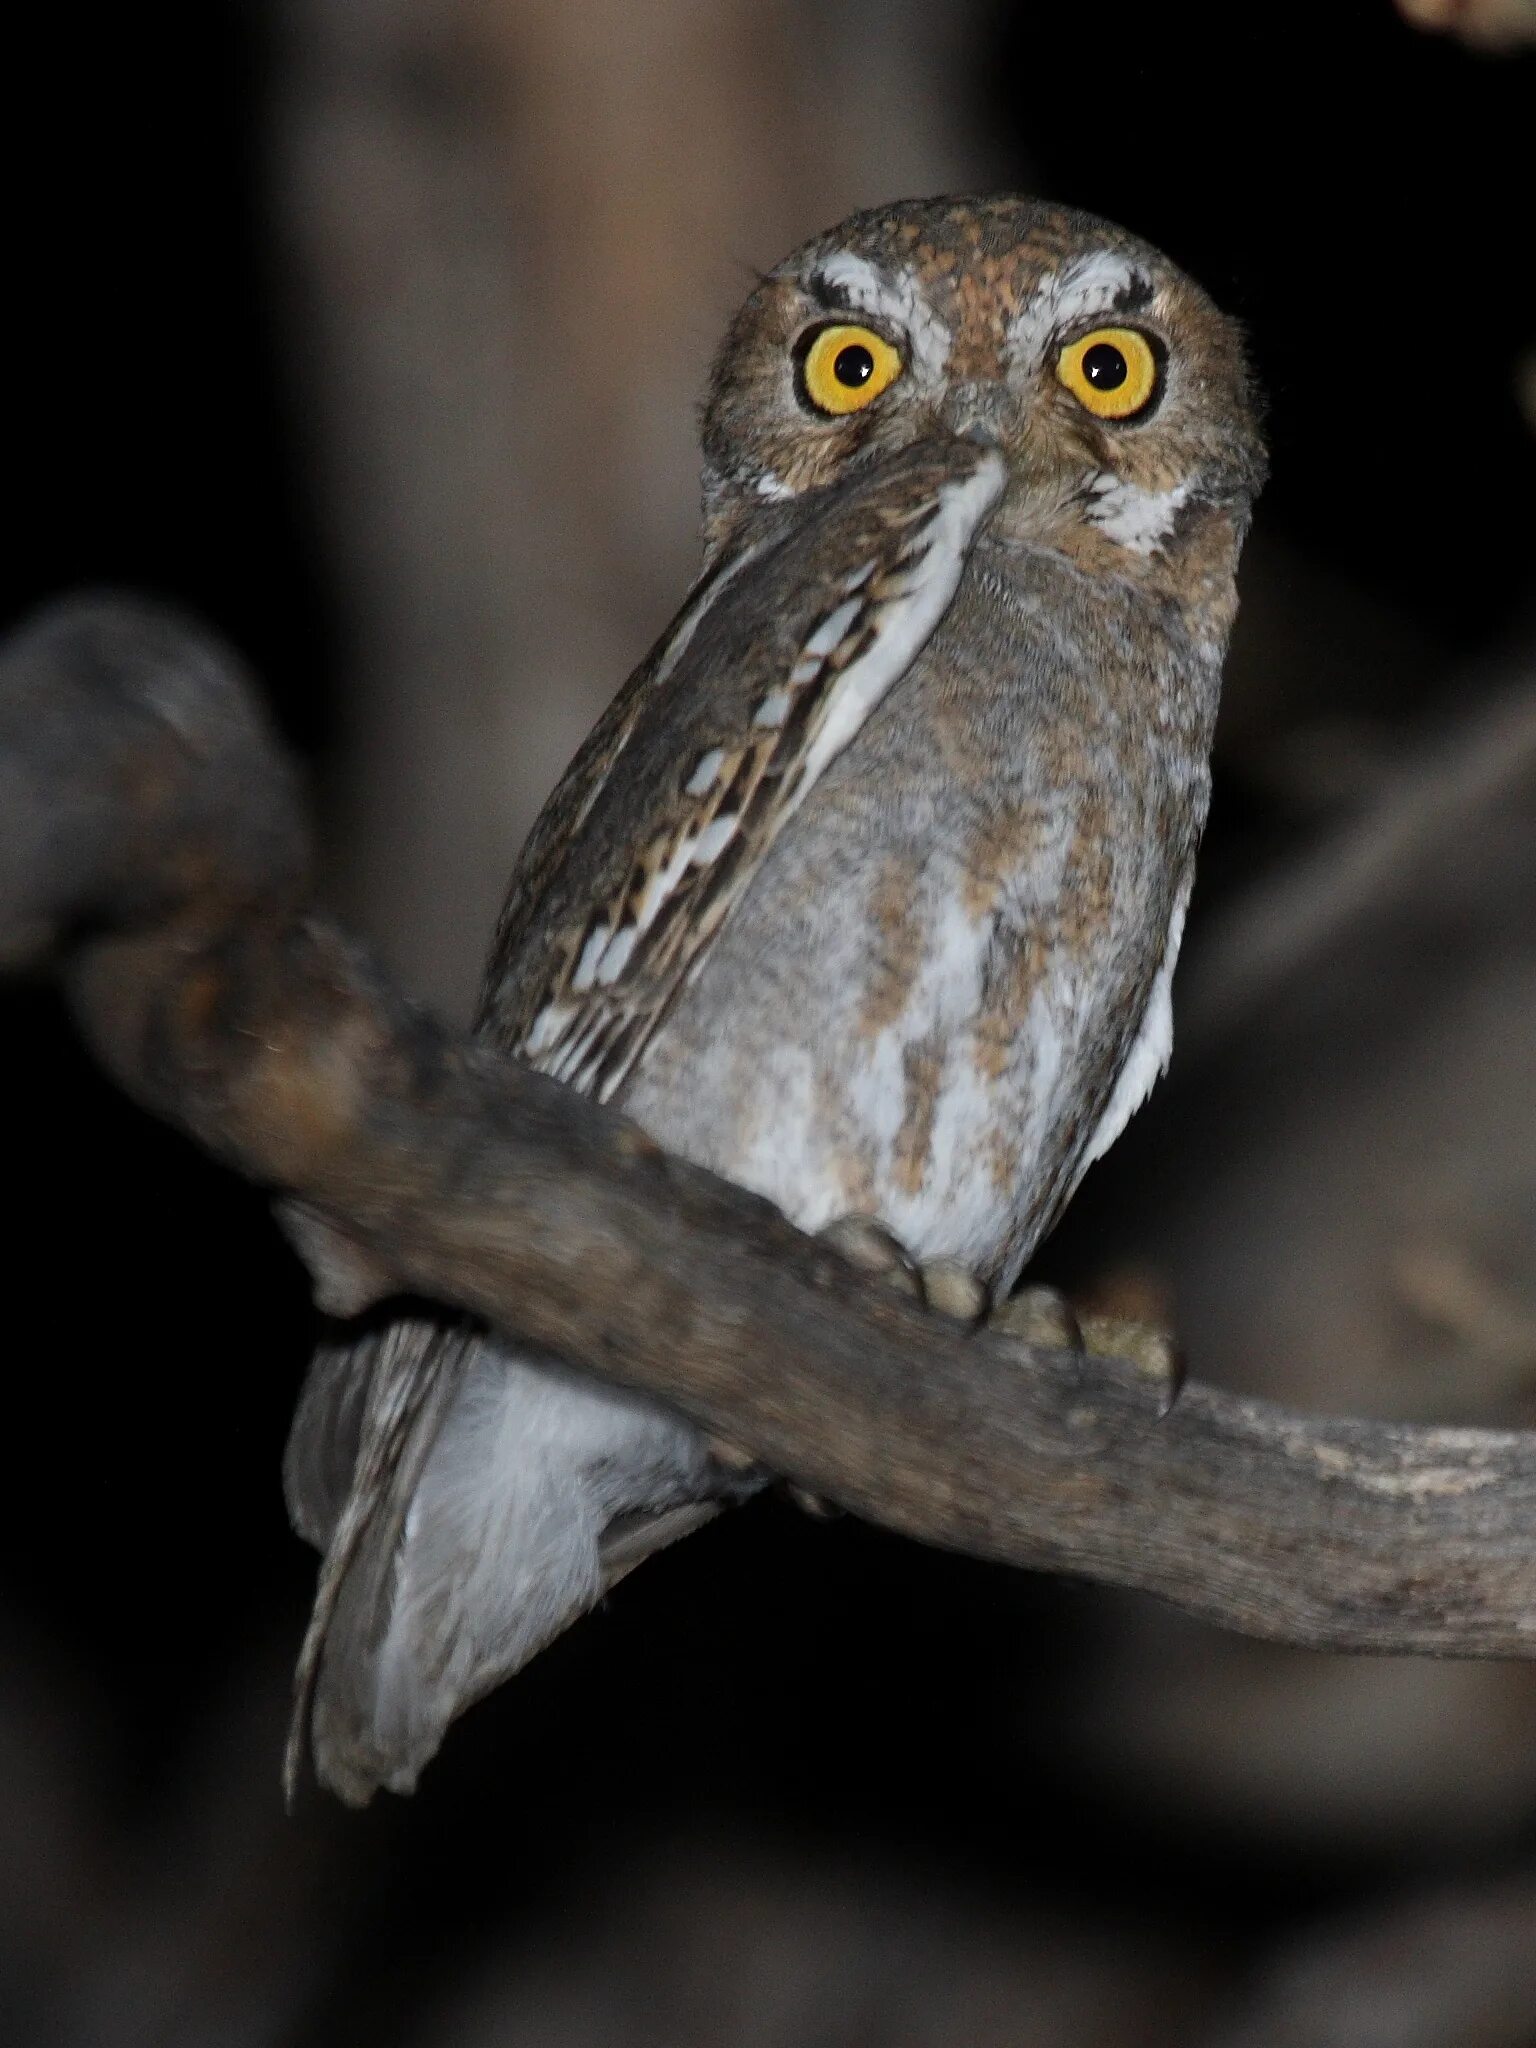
283, 436, 1003, 1801
481, 437, 1006, 1097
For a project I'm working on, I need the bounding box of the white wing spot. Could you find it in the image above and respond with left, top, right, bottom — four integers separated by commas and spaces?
753, 687, 792, 729
570, 924, 610, 993
635, 837, 694, 930
595, 926, 635, 985
689, 815, 738, 866
803, 596, 863, 661
685, 747, 725, 796
792, 452, 1005, 794
526, 999, 576, 1055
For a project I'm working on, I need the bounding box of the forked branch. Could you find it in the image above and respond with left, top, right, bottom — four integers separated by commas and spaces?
5, 596, 1535, 1658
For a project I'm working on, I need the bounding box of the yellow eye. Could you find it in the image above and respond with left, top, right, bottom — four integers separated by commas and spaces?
798, 323, 902, 416
1055, 327, 1160, 421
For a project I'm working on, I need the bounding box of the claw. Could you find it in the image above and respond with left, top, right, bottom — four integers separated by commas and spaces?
787, 1483, 842, 1520
1079, 1313, 1186, 1416
992, 1284, 1186, 1420
709, 1435, 760, 1476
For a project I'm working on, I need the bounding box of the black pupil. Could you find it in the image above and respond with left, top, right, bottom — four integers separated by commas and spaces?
1081, 342, 1128, 390
833, 343, 875, 388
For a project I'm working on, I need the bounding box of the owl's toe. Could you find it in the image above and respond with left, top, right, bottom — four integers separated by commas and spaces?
992, 1283, 1082, 1350
916, 1256, 988, 1325
817, 1213, 922, 1297
708, 1434, 762, 1477
992, 1288, 1185, 1417
818, 1216, 988, 1324
1078, 1312, 1186, 1414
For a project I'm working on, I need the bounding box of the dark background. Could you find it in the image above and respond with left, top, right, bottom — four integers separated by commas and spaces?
5, 4, 1535, 2044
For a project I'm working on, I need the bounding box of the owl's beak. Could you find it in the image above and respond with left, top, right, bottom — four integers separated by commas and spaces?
941, 383, 1011, 456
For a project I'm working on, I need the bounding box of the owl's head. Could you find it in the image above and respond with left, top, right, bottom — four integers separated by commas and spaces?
702, 196, 1265, 592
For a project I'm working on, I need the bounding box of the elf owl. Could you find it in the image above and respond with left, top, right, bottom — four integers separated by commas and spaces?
285, 194, 1265, 1803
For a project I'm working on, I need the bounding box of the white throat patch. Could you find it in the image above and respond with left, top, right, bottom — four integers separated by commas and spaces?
1085, 473, 1191, 556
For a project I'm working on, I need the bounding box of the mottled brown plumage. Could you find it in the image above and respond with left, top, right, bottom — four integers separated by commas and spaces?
285, 194, 1265, 1803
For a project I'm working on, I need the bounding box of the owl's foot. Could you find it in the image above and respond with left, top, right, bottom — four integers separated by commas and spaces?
783, 1216, 990, 1517
816, 1213, 988, 1323
993, 1285, 1185, 1416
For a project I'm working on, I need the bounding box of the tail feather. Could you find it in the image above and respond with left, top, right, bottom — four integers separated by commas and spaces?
284, 1323, 741, 1805
283, 1319, 475, 1805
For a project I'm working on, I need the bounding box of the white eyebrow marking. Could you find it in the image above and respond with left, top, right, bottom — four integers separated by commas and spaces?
1007, 251, 1148, 365
811, 251, 951, 380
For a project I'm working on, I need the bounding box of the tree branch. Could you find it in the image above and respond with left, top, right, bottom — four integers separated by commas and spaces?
5, 596, 1536, 1659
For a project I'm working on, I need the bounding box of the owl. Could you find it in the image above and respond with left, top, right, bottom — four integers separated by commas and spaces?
284, 194, 1265, 1803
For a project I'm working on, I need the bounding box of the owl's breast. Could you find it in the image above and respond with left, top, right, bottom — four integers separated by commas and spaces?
620, 557, 1211, 1287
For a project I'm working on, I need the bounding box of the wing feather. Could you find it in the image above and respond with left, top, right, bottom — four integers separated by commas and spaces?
485, 438, 1005, 1100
